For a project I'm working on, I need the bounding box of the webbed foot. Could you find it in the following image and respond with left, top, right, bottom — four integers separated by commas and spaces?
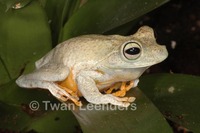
105, 79, 139, 97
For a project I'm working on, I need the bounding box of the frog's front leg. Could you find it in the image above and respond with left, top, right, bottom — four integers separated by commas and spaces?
76, 71, 135, 107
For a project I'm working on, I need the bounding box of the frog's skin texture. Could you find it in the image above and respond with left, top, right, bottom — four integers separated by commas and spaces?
16, 26, 168, 107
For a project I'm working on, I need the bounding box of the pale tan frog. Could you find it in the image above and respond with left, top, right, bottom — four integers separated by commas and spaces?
16, 26, 168, 107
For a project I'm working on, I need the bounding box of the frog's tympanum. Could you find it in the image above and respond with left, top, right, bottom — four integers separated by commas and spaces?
16, 26, 168, 107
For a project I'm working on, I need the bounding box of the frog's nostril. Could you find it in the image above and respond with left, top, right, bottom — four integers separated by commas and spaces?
151, 45, 168, 62
161, 45, 167, 50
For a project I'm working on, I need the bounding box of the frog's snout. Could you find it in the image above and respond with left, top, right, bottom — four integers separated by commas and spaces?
158, 45, 168, 61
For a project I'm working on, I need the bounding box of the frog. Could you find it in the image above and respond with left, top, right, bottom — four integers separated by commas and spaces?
16, 26, 168, 107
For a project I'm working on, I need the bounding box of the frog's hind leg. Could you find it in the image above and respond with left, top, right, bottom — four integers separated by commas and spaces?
16, 64, 82, 106
16, 75, 75, 101
17, 64, 70, 82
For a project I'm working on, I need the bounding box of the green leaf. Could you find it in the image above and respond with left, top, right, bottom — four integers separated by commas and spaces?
139, 74, 200, 132
0, 80, 79, 132
61, 0, 169, 40
72, 87, 173, 133
25, 110, 79, 132
0, 1, 176, 132
0, 101, 32, 131
0, 57, 11, 85
41, 0, 82, 45
0, 0, 51, 85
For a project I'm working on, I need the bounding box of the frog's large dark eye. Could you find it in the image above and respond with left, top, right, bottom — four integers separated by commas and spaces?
123, 42, 141, 60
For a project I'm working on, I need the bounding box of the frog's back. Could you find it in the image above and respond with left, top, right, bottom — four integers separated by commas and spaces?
35, 34, 127, 69
36, 35, 126, 68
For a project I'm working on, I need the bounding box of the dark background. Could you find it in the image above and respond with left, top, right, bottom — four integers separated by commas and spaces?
138, 0, 200, 76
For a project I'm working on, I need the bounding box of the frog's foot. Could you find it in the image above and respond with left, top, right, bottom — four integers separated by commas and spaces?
56, 85, 82, 106
58, 92, 82, 107
112, 81, 133, 97
105, 79, 139, 97
100, 94, 135, 107
113, 95, 136, 102
55, 68, 82, 106
57, 84, 78, 98
111, 79, 139, 97
65, 96, 82, 107
104, 82, 121, 94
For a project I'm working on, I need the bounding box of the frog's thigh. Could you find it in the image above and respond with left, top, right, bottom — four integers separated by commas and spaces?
35, 64, 69, 81
17, 77, 73, 101
18, 64, 69, 83
76, 72, 131, 107
16, 65, 76, 102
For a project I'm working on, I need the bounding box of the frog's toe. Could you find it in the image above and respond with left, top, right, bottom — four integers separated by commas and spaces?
71, 99, 82, 107
57, 88, 83, 106
104, 82, 121, 94
112, 90, 126, 97
120, 102, 130, 108
114, 96, 136, 102
58, 87, 79, 100
104, 87, 114, 94
112, 81, 134, 97
102, 94, 134, 107
57, 92, 82, 106
59, 95, 82, 107
127, 97, 135, 102
60, 95, 69, 102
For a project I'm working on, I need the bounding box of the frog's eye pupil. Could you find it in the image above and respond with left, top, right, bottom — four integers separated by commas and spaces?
122, 42, 141, 60
125, 47, 140, 55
